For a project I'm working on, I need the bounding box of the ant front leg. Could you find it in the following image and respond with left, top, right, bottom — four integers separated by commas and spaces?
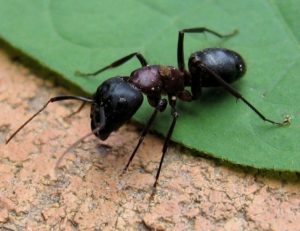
6, 96, 93, 144
122, 98, 168, 173
197, 62, 288, 126
177, 27, 238, 71
76, 52, 148, 77
153, 96, 179, 191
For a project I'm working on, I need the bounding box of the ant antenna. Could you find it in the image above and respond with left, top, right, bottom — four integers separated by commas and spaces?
6, 96, 93, 144
55, 107, 105, 169
55, 127, 102, 169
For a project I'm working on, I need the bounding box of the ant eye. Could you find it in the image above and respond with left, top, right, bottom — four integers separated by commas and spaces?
117, 97, 128, 110
118, 97, 127, 104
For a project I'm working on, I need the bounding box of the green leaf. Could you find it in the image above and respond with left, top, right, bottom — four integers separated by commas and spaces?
0, 0, 299, 171
274, 0, 300, 42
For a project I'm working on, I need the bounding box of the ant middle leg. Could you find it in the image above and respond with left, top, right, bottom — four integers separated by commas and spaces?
177, 27, 238, 70
76, 52, 148, 77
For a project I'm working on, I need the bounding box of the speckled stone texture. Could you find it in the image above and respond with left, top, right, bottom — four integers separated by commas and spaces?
1, 44, 300, 231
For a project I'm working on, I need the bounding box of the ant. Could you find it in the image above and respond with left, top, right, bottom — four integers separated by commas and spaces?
6, 27, 288, 192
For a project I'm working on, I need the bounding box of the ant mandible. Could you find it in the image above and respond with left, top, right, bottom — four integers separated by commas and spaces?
6, 27, 288, 190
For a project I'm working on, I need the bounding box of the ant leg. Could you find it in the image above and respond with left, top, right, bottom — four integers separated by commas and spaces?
197, 62, 288, 126
122, 98, 168, 173
65, 101, 87, 118
177, 27, 238, 71
56, 107, 105, 169
76, 52, 148, 77
153, 97, 178, 189
6, 96, 93, 144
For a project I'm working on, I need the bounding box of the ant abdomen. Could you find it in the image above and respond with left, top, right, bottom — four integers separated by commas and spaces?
188, 48, 246, 87
91, 77, 143, 140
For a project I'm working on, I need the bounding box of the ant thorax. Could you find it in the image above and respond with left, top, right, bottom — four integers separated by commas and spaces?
128, 65, 185, 96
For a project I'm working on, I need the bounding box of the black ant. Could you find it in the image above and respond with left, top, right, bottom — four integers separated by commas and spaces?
6, 27, 288, 192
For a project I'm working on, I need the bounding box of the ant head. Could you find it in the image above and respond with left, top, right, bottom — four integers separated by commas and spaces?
91, 77, 143, 140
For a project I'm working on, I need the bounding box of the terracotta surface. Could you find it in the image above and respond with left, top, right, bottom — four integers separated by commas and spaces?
1, 44, 300, 231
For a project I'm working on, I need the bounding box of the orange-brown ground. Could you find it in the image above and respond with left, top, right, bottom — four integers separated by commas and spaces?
1, 45, 300, 231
